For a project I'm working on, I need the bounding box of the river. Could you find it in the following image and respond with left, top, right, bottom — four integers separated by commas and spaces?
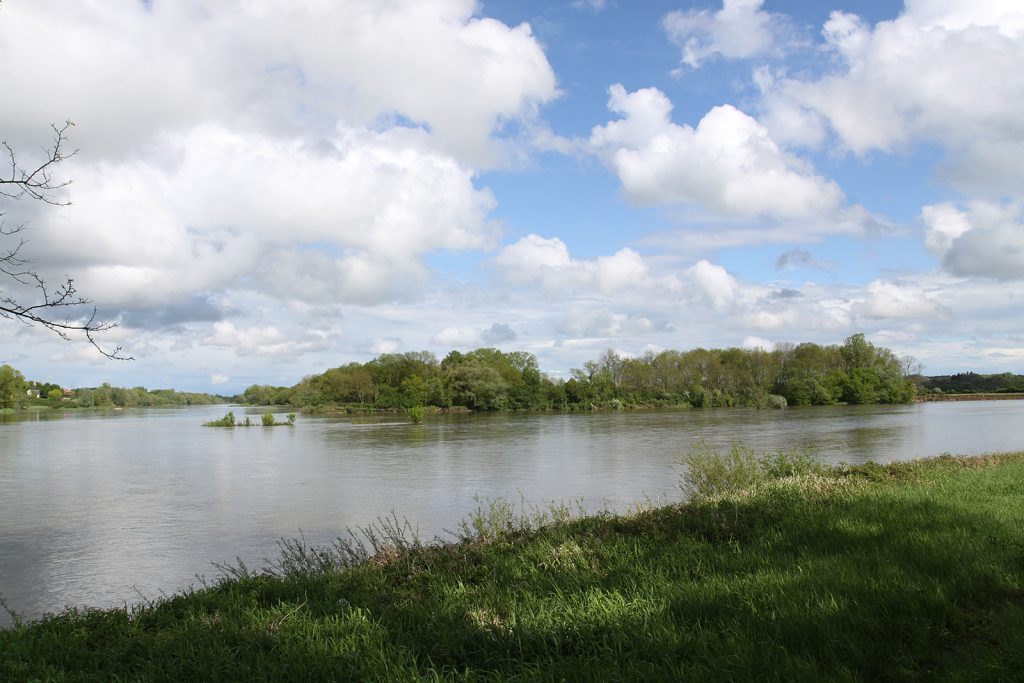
2, 401, 1022, 626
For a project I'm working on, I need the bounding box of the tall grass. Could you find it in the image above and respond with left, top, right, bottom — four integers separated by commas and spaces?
679, 441, 826, 501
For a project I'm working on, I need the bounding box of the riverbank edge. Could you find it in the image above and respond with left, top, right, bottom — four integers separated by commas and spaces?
3, 451, 1023, 680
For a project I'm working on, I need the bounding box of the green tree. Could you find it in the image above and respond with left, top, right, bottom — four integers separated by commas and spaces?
46, 387, 64, 408
0, 363, 26, 409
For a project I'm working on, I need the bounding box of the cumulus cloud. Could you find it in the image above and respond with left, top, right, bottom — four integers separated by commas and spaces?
0, 0, 558, 336
686, 260, 738, 309
588, 85, 844, 219
203, 321, 330, 358
554, 309, 665, 339
741, 336, 776, 351
0, 0, 558, 166
493, 234, 574, 284
922, 201, 1024, 279
663, 0, 785, 70
853, 280, 949, 320
760, 1, 1024, 195
494, 234, 683, 298
369, 338, 402, 355
430, 326, 480, 348
25, 119, 499, 311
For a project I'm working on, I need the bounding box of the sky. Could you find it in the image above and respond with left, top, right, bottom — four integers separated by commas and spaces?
1, 0, 1023, 393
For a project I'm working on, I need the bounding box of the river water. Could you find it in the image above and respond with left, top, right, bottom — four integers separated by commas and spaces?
1, 401, 1022, 626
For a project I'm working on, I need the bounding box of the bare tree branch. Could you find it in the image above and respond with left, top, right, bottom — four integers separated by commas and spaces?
0, 121, 76, 204
0, 122, 132, 360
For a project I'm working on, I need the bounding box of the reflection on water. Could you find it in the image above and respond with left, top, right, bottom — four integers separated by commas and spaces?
1, 401, 1023, 625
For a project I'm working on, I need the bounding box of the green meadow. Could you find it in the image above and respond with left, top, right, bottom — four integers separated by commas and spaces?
3, 449, 1023, 681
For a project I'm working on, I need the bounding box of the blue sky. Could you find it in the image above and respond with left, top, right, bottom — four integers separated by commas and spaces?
1, 0, 1022, 391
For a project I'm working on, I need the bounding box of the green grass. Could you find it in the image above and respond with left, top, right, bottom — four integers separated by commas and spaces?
3, 451, 1023, 681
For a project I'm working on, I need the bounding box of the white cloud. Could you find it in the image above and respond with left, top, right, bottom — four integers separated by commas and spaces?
761, 1, 1024, 195
686, 260, 738, 309
369, 338, 402, 355
554, 309, 661, 339
210, 374, 230, 385
663, 0, 784, 70
493, 234, 574, 284
0, 0, 558, 166
0, 0, 558, 330
25, 123, 498, 310
741, 336, 776, 351
494, 234, 683, 299
853, 280, 949, 320
588, 85, 844, 219
922, 201, 1024, 279
430, 322, 518, 348
430, 326, 480, 348
203, 321, 329, 358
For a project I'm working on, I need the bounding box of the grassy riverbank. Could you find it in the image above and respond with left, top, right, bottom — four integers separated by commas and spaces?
3, 451, 1023, 681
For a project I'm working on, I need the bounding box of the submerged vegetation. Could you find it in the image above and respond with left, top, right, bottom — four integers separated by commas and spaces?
243, 333, 918, 414
3, 448, 1023, 680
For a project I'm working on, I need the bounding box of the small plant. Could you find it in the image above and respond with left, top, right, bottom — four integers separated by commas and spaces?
262, 412, 275, 426
243, 416, 252, 427
286, 413, 296, 425
408, 405, 424, 424
203, 411, 236, 427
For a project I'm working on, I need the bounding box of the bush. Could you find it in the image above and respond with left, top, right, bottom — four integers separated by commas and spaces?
262, 412, 275, 426
408, 405, 424, 424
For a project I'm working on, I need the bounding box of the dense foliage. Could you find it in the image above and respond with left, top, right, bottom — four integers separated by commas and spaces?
243, 334, 916, 412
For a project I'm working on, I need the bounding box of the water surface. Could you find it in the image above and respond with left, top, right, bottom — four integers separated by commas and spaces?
2, 401, 1022, 625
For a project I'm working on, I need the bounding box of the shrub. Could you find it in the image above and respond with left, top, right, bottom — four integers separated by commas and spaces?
408, 405, 424, 424
262, 412, 275, 426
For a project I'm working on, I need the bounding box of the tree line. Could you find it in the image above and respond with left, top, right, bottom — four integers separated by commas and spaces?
921, 372, 1024, 395
0, 364, 226, 410
241, 334, 917, 412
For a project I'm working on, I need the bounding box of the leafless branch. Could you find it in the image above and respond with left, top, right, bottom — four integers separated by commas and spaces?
0, 121, 77, 204
0, 122, 131, 360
